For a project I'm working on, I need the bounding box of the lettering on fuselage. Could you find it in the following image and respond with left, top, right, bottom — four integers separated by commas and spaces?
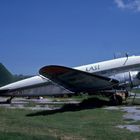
86, 65, 100, 72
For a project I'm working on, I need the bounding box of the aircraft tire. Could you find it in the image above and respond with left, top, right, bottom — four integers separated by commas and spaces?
109, 94, 123, 106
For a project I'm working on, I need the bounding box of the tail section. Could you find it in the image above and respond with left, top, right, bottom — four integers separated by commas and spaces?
0, 63, 14, 87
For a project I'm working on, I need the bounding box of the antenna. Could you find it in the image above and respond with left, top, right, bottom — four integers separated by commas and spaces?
123, 52, 129, 65
114, 52, 130, 59
114, 53, 116, 59
125, 52, 129, 58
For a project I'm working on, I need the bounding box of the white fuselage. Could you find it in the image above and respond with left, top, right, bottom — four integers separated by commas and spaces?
76, 55, 140, 76
1, 55, 140, 96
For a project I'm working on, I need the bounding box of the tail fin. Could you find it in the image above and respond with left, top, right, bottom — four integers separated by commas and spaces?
0, 63, 14, 87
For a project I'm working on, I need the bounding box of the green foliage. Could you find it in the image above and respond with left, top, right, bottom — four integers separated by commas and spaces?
0, 63, 32, 87
0, 63, 14, 87
13, 74, 32, 82
132, 89, 140, 94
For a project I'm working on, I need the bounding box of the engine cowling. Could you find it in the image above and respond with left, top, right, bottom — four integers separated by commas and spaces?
111, 71, 140, 88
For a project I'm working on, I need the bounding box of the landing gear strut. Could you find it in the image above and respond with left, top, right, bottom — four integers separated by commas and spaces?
6, 96, 14, 104
109, 90, 129, 105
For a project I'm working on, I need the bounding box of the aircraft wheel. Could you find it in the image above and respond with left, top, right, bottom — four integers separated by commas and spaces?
6, 99, 12, 104
109, 94, 123, 106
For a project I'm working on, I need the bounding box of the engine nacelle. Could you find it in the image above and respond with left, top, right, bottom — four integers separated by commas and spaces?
111, 71, 140, 88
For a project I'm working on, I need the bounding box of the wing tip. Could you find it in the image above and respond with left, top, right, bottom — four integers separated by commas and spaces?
39, 65, 69, 76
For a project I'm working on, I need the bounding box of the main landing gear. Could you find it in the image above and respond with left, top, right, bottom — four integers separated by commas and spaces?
6, 96, 14, 104
109, 91, 128, 105
109, 94, 123, 105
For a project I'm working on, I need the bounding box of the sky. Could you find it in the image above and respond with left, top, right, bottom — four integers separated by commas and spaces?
0, 0, 140, 75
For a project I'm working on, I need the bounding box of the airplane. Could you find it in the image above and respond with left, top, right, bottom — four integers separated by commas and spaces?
0, 55, 140, 105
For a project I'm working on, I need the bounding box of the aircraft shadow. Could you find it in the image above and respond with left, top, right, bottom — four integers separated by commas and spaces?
26, 97, 110, 117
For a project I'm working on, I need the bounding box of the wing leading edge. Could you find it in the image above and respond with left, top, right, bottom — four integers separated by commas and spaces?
39, 65, 119, 93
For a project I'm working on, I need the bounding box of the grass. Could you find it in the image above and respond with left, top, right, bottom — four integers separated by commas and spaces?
132, 89, 140, 94
0, 91, 140, 140
0, 102, 140, 140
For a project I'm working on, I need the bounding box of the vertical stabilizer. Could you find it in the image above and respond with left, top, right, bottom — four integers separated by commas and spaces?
0, 63, 14, 87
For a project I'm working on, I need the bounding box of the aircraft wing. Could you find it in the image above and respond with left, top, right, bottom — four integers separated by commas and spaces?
39, 65, 119, 93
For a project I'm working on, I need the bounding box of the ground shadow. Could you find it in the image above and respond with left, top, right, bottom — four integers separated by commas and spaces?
26, 97, 110, 117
